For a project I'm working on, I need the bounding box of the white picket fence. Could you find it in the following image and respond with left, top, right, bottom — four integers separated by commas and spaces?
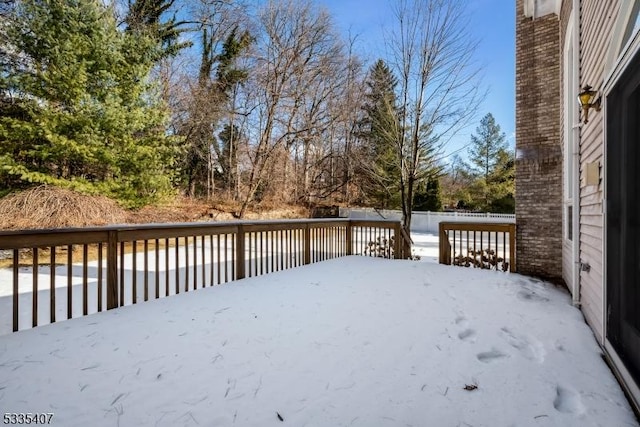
339, 208, 515, 234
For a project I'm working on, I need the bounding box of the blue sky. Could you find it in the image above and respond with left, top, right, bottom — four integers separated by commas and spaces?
315, 0, 516, 162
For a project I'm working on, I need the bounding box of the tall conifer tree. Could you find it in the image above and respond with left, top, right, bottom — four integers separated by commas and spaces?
467, 113, 514, 212
360, 59, 402, 209
0, 0, 178, 205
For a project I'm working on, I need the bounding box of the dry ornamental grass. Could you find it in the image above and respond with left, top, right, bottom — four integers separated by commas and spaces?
0, 186, 127, 230
0, 187, 308, 267
0, 187, 308, 232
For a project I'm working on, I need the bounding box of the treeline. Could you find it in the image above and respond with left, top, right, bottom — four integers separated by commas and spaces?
0, 0, 487, 227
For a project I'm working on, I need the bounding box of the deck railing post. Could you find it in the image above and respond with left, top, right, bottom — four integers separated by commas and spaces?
106, 230, 118, 309
346, 222, 352, 256
509, 224, 516, 272
438, 223, 451, 265
393, 222, 401, 259
236, 224, 246, 280
304, 225, 311, 264
13, 250, 18, 331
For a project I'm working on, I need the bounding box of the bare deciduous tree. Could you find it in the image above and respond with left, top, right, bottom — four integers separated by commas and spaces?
173, 0, 249, 198
388, 0, 481, 233
235, 0, 350, 216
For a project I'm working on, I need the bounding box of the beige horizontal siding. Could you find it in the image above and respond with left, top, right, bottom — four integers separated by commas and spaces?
580, 213, 602, 227
580, 276, 604, 342
577, 0, 620, 342
581, 128, 603, 160
581, 230, 603, 251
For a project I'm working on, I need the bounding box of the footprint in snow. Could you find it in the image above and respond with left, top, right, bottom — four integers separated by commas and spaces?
458, 329, 476, 342
476, 349, 508, 363
455, 315, 468, 327
553, 385, 585, 414
499, 327, 545, 363
516, 288, 549, 302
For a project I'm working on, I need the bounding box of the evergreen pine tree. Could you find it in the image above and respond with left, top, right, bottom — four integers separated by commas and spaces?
360, 59, 402, 209
0, 0, 179, 206
467, 113, 514, 212
413, 176, 442, 212
125, 0, 191, 59
468, 113, 508, 182
487, 148, 515, 213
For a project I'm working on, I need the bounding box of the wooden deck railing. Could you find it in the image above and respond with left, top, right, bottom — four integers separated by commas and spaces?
0, 219, 411, 333
439, 222, 516, 272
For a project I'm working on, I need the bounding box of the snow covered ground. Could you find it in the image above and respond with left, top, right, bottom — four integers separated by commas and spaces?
411, 232, 439, 262
0, 256, 637, 426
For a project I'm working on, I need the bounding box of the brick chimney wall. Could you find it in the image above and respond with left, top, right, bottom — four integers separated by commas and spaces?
515, 0, 563, 282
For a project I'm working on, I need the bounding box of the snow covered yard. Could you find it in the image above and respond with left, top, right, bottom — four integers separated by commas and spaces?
411, 232, 439, 262
0, 256, 637, 427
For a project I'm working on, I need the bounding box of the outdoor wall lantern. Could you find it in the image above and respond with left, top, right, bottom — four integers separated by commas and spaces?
578, 85, 601, 124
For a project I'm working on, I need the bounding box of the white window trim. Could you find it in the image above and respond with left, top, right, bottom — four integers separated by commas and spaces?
563, 10, 580, 305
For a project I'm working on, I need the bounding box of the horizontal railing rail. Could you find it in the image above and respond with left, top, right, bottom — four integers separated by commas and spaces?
439, 222, 516, 273
0, 219, 411, 334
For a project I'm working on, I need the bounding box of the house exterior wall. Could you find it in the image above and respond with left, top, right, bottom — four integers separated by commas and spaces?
515, 0, 563, 281
578, 0, 621, 343
518, 0, 640, 410
516, 0, 619, 337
